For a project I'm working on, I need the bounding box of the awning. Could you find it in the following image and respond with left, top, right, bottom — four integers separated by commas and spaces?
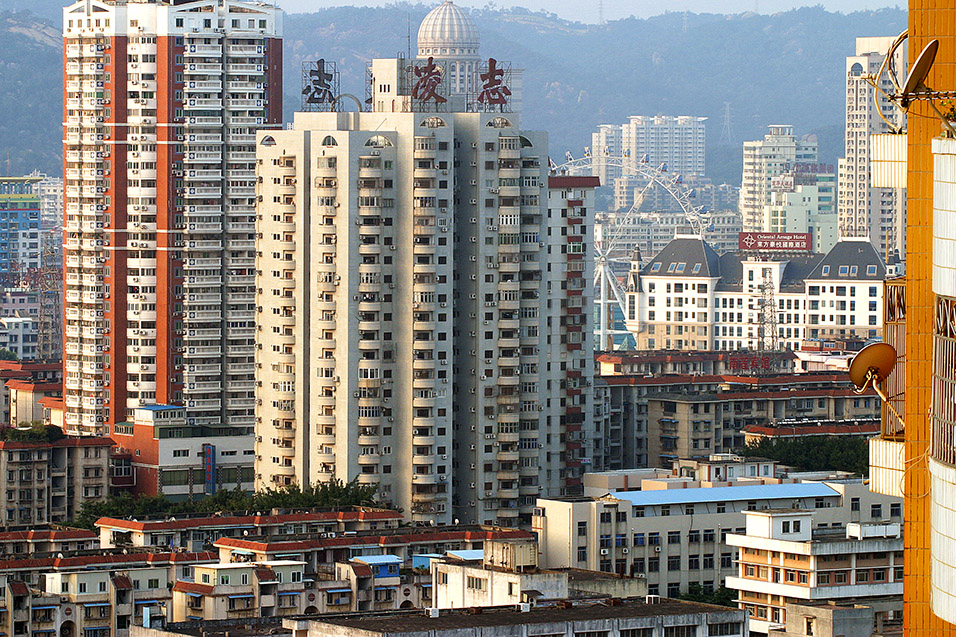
185, 592, 203, 598
82, 603, 111, 608
32, 630, 57, 634
228, 594, 254, 600
31, 606, 57, 611
186, 616, 202, 621
420, 584, 432, 588
134, 600, 160, 605
325, 588, 351, 594
84, 628, 111, 632
374, 586, 397, 591
230, 549, 255, 555
277, 592, 299, 596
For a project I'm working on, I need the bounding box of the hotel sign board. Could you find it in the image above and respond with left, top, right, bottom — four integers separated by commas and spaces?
738, 232, 811, 252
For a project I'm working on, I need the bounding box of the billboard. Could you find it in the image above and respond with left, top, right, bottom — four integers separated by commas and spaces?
202, 443, 216, 495
738, 232, 811, 252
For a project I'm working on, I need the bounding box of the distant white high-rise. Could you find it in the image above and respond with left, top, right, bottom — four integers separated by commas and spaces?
621, 115, 706, 176
591, 124, 623, 186
739, 125, 818, 232
838, 36, 907, 258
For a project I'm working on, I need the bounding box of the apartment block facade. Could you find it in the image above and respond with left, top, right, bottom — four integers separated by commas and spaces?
61, 0, 282, 436
726, 509, 902, 635
533, 479, 901, 598
838, 36, 906, 256
740, 125, 818, 232
253, 2, 592, 527
623, 235, 892, 352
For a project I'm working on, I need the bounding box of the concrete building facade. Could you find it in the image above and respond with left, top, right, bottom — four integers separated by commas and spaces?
533, 479, 901, 598
61, 0, 282, 435
726, 509, 902, 635
253, 2, 593, 527
838, 36, 906, 257
623, 236, 892, 352
740, 126, 818, 232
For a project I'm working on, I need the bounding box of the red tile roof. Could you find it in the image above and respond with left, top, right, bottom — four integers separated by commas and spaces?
112, 576, 133, 590
4, 380, 61, 392
0, 551, 217, 572
96, 509, 402, 532
549, 176, 601, 189
745, 422, 881, 437
9, 581, 29, 596
0, 529, 97, 542
255, 568, 276, 582
214, 528, 534, 554
350, 563, 373, 577
172, 581, 214, 596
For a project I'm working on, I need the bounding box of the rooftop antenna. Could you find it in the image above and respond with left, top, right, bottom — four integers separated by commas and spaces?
598, 0, 605, 25
407, 14, 412, 59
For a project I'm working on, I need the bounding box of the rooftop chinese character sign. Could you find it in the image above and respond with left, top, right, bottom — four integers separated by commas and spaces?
470, 58, 513, 112
738, 232, 812, 252
302, 59, 340, 112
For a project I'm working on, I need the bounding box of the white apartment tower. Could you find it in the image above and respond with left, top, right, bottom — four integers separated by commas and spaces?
62, 0, 282, 435
254, 1, 593, 527
740, 125, 818, 232
621, 115, 706, 176
838, 36, 906, 257
590, 124, 623, 187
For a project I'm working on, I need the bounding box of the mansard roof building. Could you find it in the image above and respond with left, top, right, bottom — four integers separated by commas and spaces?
623, 235, 898, 351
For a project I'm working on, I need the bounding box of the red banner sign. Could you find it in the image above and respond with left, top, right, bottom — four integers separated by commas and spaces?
738, 232, 811, 251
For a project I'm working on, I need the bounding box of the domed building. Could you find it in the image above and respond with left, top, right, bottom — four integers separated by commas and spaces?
417, 1, 480, 96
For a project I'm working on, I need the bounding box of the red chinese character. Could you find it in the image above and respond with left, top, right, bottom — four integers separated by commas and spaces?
412, 57, 446, 104
478, 58, 511, 105
761, 356, 770, 369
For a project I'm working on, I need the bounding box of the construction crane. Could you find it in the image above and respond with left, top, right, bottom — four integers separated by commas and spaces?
551, 152, 708, 350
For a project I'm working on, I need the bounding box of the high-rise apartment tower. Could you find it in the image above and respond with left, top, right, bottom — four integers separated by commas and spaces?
253, 1, 593, 527
62, 0, 282, 435
838, 36, 907, 257
739, 125, 818, 232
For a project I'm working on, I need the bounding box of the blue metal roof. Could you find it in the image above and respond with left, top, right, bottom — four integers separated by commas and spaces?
352, 554, 401, 565
137, 404, 182, 412
610, 482, 840, 507
447, 549, 484, 561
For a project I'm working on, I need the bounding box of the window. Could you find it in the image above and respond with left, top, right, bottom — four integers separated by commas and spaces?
851, 497, 860, 512
664, 626, 697, 637
466, 576, 486, 590
708, 623, 743, 636
668, 531, 681, 544
147, 578, 159, 589
668, 555, 681, 571
890, 503, 902, 517
577, 521, 587, 536
871, 504, 883, 519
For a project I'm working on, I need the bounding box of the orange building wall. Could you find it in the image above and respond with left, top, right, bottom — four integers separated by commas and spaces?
906, 3, 956, 633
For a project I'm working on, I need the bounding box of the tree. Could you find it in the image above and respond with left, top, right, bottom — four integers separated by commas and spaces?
0, 349, 19, 361
737, 435, 868, 476
678, 584, 737, 607
69, 479, 380, 530
0, 423, 64, 443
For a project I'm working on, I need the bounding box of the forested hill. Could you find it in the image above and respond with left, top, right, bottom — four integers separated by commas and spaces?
0, 3, 905, 183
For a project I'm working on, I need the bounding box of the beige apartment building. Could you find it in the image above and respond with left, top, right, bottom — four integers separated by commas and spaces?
726, 509, 902, 635
0, 436, 111, 527
253, 2, 594, 527
533, 478, 901, 598
740, 125, 818, 232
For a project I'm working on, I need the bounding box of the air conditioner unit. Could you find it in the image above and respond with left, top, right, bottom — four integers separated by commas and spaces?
622, 548, 629, 554
654, 546, 662, 553
600, 549, 609, 556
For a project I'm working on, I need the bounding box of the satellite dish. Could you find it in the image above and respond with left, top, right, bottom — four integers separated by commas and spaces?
901, 39, 939, 106
848, 342, 898, 391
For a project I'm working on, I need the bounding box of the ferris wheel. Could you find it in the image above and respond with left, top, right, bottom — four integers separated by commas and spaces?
551, 151, 710, 351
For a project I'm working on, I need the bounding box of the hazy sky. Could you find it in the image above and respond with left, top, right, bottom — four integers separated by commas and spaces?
279, 0, 902, 23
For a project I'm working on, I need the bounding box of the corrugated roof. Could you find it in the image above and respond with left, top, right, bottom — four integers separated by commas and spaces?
352, 554, 401, 565
609, 482, 840, 507
446, 549, 484, 561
